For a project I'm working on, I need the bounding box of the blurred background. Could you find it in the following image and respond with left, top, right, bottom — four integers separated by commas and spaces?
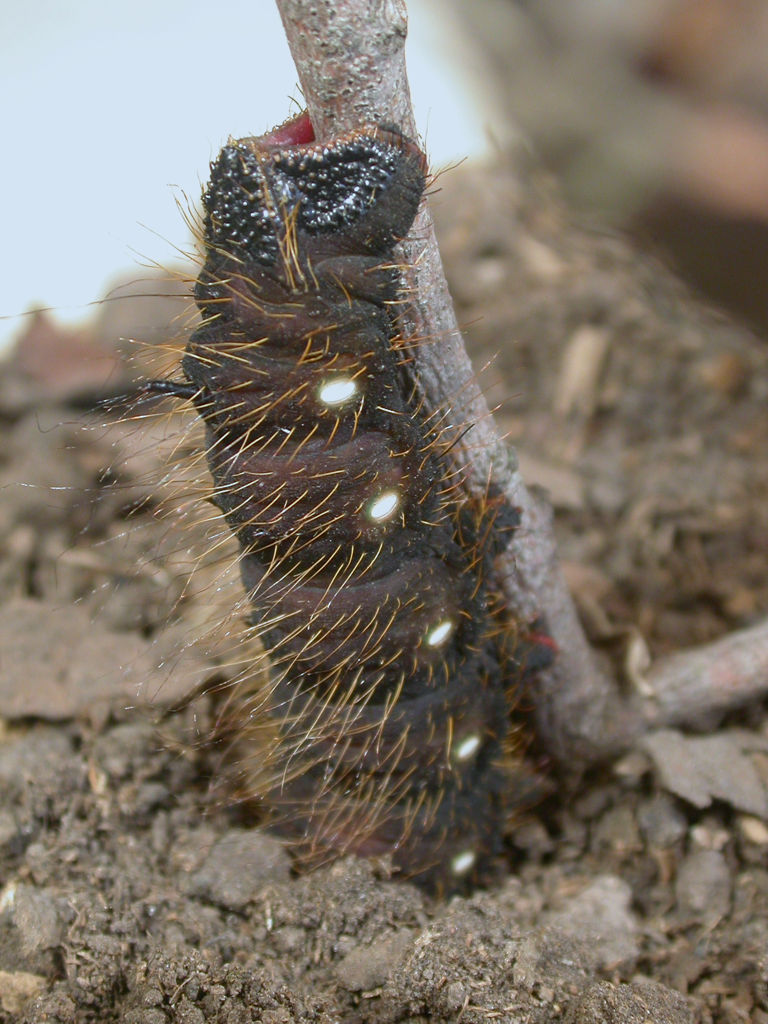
4, 0, 768, 348
450, 0, 768, 340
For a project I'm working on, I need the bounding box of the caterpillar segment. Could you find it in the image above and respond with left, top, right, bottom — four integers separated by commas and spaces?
159, 110, 532, 894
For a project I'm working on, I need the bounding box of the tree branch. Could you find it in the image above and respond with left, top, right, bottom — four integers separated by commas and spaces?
643, 617, 768, 730
274, 0, 768, 764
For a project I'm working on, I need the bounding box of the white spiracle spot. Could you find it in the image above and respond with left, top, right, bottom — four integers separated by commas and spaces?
425, 618, 453, 647
450, 849, 477, 876
367, 489, 399, 522
318, 377, 358, 406
453, 734, 481, 761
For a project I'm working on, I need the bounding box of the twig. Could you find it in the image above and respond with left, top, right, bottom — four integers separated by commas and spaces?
643, 618, 768, 730
274, 0, 768, 763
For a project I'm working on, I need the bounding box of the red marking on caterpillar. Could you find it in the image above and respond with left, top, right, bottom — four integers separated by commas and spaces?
154, 111, 550, 894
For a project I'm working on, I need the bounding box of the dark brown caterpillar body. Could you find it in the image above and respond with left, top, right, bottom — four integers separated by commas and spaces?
162, 111, 537, 893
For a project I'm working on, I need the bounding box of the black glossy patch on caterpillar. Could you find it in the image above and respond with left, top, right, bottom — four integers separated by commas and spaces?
162, 111, 539, 894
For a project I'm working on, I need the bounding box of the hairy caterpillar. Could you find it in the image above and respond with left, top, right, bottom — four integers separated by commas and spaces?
154, 110, 548, 894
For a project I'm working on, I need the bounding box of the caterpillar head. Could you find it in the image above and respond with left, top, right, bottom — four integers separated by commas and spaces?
201, 111, 428, 269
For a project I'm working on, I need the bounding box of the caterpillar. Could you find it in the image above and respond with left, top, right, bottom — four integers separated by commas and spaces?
153, 110, 549, 895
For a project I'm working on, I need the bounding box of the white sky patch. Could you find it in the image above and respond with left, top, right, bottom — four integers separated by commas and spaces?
0, 0, 505, 354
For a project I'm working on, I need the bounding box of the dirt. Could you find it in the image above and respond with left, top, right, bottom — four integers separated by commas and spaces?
1, 154, 767, 1023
